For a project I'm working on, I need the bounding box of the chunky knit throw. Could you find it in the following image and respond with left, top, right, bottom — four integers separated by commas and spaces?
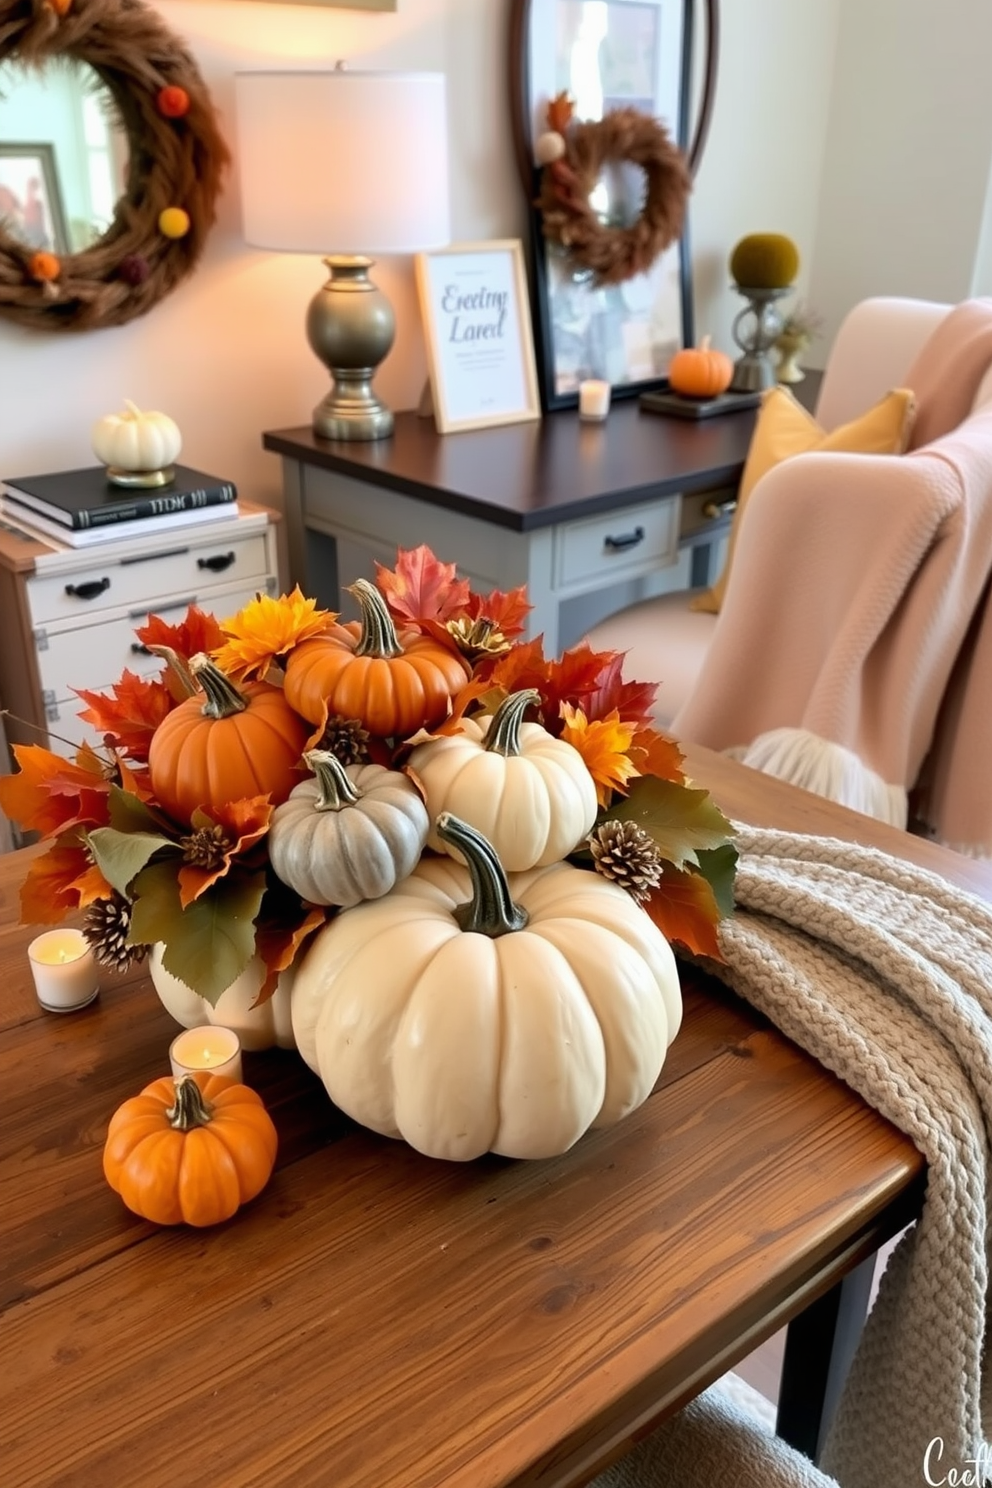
702, 823, 992, 1488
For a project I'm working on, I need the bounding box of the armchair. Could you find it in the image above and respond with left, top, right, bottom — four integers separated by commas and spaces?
586, 296, 992, 838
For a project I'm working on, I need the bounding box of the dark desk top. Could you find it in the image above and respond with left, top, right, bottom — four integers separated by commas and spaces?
263, 396, 763, 533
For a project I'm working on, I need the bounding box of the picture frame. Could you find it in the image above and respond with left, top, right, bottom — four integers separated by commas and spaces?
0, 143, 69, 256
415, 239, 541, 435
509, 0, 697, 412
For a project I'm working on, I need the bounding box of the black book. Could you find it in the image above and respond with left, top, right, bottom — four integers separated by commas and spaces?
1, 463, 237, 530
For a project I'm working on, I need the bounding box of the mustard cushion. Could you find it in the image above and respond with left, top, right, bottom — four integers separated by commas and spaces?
690, 385, 917, 614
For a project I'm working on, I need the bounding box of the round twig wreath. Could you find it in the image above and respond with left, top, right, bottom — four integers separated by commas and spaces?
536, 106, 691, 288
0, 0, 230, 333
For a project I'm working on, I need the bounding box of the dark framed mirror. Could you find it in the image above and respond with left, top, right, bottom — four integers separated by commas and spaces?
509, 0, 719, 412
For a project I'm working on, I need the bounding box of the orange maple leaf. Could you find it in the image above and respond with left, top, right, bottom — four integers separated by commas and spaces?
212, 587, 334, 682
641, 862, 723, 960
629, 726, 685, 785
254, 906, 327, 1006
135, 605, 226, 662
0, 744, 112, 838
560, 704, 640, 807
464, 586, 532, 640
20, 841, 102, 923
74, 670, 176, 763
485, 636, 551, 696
177, 796, 274, 906
375, 545, 471, 625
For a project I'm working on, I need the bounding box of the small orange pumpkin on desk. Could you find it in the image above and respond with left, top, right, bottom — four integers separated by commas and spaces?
667, 335, 734, 399
103, 1072, 278, 1227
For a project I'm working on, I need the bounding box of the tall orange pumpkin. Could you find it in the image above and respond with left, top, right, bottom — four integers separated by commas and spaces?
283, 578, 470, 739
148, 653, 309, 823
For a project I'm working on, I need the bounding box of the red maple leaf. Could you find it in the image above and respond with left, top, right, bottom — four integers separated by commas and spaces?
464, 585, 532, 639
135, 604, 226, 661
486, 636, 551, 695
74, 670, 176, 763
0, 744, 112, 838
641, 862, 723, 960
376, 546, 471, 625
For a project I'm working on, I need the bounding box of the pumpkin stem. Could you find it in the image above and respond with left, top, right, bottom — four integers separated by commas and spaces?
188, 653, 249, 719
348, 579, 403, 660
303, 749, 361, 810
167, 1074, 214, 1130
485, 688, 541, 757
146, 644, 197, 698
437, 812, 529, 938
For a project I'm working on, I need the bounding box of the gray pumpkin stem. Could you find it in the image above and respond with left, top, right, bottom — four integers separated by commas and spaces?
188, 653, 248, 719
167, 1075, 215, 1130
485, 689, 541, 757
348, 578, 403, 659
436, 812, 529, 938
304, 749, 361, 810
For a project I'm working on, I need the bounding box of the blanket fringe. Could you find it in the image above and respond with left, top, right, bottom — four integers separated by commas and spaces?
731, 727, 907, 827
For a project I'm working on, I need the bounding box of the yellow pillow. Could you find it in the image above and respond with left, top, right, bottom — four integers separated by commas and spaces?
690, 385, 917, 614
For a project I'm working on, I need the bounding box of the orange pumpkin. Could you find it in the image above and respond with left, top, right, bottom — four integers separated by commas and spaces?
148, 653, 309, 823
103, 1071, 278, 1227
668, 336, 734, 398
283, 578, 470, 739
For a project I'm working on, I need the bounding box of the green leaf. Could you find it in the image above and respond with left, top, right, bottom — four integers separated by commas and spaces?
86, 825, 177, 898
694, 842, 739, 919
129, 860, 266, 1005
107, 784, 162, 834
601, 775, 735, 871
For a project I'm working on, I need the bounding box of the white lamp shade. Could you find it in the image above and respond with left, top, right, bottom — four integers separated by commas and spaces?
234, 70, 451, 254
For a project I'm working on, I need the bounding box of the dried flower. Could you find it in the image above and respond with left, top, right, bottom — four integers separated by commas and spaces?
316, 715, 371, 766
779, 300, 823, 343
446, 615, 510, 660
83, 891, 148, 971
588, 820, 663, 903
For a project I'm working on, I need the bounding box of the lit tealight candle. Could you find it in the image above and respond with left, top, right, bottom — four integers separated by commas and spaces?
28, 928, 100, 1013
169, 1026, 243, 1084
578, 378, 611, 421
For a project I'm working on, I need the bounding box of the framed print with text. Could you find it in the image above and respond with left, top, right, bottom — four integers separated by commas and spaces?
415, 240, 541, 434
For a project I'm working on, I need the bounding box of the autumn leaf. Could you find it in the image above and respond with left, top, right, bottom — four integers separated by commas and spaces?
129, 859, 267, 1005
376, 545, 471, 625
87, 825, 177, 899
641, 861, 723, 960
547, 91, 574, 133
74, 670, 175, 762
694, 842, 739, 920
0, 744, 112, 837
583, 660, 661, 729
177, 796, 273, 905
212, 587, 334, 681
254, 900, 326, 1006
602, 775, 736, 870
464, 585, 532, 639
629, 726, 685, 785
486, 636, 551, 698
19, 842, 97, 923
560, 704, 640, 807
135, 605, 226, 663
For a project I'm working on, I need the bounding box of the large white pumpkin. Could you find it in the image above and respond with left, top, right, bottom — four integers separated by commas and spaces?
291, 813, 681, 1161
149, 943, 296, 1051
407, 688, 598, 871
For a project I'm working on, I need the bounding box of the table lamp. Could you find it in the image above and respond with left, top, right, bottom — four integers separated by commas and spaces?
235, 68, 450, 441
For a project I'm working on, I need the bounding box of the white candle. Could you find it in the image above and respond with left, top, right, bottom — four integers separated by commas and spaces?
579, 379, 611, 421
28, 928, 99, 1013
169, 1026, 243, 1084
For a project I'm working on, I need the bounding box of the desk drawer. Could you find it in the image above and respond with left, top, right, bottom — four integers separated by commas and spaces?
26, 530, 270, 626
554, 497, 678, 589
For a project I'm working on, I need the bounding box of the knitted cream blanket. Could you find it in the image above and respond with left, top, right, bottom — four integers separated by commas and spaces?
701, 823, 992, 1488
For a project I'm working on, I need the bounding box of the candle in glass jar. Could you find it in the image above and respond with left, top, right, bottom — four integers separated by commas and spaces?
28, 928, 99, 1013
578, 378, 611, 421
169, 1026, 243, 1083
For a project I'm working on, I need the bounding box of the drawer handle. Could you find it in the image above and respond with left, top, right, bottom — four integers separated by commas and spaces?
702, 498, 738, 521
64, 577, 110, 601
197, 551, 236, 573
604, 526, 645, 554
130, 643, 152, 656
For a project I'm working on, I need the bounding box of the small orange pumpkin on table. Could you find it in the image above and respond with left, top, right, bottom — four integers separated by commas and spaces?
667, 336, 734, 399
283, 577, 470, 739
148, 652, 310, 823
103, 1072, 278, 1227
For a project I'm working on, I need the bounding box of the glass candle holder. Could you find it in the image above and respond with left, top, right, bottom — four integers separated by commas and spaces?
169, 1026, 243, 1084
28, 928, 100, 1013
578, 378, 611, 421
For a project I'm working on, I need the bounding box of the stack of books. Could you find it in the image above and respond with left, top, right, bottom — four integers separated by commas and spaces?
0, 465, 238, 549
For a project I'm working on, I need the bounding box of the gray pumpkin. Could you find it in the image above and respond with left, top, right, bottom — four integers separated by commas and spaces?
268, 750, 429, 908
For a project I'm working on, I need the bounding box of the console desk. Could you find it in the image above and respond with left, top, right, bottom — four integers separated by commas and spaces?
263, 398, 764, 655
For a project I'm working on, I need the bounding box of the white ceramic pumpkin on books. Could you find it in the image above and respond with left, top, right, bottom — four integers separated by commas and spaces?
91, 399, 182, 478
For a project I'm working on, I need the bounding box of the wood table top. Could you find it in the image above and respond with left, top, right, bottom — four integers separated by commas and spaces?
1, 746, 978, 1488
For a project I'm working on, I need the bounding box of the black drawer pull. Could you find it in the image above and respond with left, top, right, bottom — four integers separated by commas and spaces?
65, 577, 110, 601
604, 526, 645, 553
197, 551, 236, 573
131, 643, 152, 655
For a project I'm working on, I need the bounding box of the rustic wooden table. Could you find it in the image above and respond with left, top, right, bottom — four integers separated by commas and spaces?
2, 746, 983, 1488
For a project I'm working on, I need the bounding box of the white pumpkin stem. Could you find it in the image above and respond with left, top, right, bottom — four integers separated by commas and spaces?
123, 399, 142, 419
698, 335, 712, 352
304, 749, 361, 810
485, 689, 540, 757
167, 1075, 214, 1129
188, 653, 249, 719
348, 579, 403, 659
436, 812, 529, 938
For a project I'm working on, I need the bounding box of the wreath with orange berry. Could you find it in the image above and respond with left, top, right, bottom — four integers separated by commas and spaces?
535, 93, 691, 287
0, 0, 229, 332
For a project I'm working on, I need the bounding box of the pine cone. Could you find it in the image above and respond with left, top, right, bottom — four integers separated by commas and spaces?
316, 714, 371, 765
179, 823, 232, 872
588, 819, 663, 904
83, 892, 148, 972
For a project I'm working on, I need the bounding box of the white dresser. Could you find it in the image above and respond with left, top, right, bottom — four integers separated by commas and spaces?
0, 501, 280, 756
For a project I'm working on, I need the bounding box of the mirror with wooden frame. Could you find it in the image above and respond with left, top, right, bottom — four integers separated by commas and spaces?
0, 0, 229, 333
509, 0, 720, 411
